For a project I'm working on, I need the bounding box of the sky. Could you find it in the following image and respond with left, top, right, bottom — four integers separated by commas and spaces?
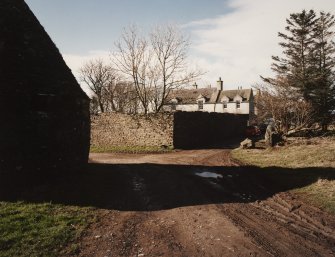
25, 0, 335, 92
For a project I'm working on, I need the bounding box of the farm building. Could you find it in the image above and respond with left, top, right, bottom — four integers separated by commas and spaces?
0, 0, 90, 174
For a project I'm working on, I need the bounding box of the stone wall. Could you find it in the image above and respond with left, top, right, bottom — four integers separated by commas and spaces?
91, 113, 174, 148
174, 112, 249, 149
91, 112, 248, 150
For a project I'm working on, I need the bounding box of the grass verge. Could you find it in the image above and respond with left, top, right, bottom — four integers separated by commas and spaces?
231, 137, 335, 214
90, 145, 174, 154
0, 202, 95, 257
294, 179, 335, 214
232, 137, 335, 168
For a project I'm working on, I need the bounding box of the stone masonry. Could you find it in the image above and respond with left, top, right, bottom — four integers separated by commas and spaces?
91, 112, 248, 150
91, 113, 174, 148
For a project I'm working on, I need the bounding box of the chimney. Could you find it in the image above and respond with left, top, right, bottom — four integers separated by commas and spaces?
217, 77, 223, 91
193, 82, 198, 89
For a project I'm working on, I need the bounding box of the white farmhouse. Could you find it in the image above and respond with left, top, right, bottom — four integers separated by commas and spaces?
164, 78, 255, 115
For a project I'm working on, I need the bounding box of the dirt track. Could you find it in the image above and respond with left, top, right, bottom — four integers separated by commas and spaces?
69, 150, 335, 257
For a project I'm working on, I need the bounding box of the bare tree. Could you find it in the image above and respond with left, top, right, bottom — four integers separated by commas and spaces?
112, 24, 203, 114
255, 79, 314, 135
79, 59, 116, 113
150, 24, 202, 112
113, 25, 153, 114
89, 95, 100, 115
111, 81, 140, 114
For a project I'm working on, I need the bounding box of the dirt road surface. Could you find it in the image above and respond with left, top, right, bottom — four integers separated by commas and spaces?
67, 150, 335, 257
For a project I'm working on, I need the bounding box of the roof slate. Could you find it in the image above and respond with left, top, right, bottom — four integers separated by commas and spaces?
217, 89, 252, 102
167, 88, 216, 104
167, 88, 252, 104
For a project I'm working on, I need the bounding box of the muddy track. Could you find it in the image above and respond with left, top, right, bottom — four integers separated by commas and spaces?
66, 150, 335, 257
220, 196, 335, 256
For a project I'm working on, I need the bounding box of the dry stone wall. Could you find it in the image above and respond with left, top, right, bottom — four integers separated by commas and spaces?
173, 112, 249, 149
91, 113, 174, 148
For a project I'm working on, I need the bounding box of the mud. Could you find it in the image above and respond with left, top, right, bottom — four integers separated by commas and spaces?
64, 150, 335, 257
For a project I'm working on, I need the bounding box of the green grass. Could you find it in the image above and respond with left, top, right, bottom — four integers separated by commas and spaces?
232, 136, 335, 214
294, 179, 335, 214
232, 137, 335, 168
90, 145, 174, 154
0, 202, 95, 257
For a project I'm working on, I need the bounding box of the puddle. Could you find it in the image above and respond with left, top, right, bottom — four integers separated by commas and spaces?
195, 171, 223, 179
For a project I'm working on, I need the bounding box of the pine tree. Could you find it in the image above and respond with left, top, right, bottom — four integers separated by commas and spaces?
269, 10, 317, 99
263, 10, 335, 130
311, 12, 335, 130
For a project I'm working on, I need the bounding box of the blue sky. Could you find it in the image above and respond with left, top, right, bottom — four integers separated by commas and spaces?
26, 0, 232, 54
25, 0, 335, 91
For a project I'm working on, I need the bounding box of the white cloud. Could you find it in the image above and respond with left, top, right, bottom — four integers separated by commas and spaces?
187, 0, 335, 89
62, 50, 110, 95
63, 50, 110, 78
63, 0, 335, 93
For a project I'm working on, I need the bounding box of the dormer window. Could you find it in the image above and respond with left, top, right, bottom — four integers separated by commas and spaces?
236, 100, 240, 109
223, 101, 227, 109
198, 100, 204, 110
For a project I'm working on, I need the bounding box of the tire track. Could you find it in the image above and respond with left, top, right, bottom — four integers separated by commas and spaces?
218, 194, 335, 257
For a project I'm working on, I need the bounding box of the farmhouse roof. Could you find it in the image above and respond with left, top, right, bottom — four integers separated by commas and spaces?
167, 88, 252, 104
167, 88, 216, 104
217, 89, 253, 102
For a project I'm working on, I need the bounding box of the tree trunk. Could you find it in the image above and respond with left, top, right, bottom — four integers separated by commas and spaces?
99, 101, 104, 113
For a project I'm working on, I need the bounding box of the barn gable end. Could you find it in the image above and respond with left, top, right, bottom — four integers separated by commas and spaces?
0, 0, 90, 174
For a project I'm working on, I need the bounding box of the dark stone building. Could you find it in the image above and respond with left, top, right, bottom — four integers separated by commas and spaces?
0, 0, 90, 174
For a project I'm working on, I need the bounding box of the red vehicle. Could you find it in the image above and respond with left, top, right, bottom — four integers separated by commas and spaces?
245, 125, 261, 137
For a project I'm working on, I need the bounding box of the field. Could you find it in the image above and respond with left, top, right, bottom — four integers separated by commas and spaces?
232, 136, 335, 214
0, 137, 334, 256
0, 202, 94, 257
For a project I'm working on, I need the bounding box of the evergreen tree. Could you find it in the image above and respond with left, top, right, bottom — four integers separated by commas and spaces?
263, 10, 335, 130
312, 12, 335, 130
269, 10, 317, 99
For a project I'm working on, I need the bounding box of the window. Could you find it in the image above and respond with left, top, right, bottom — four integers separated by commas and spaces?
198, 100, 204, 110
223, 101, 227, 109
236, 100, 240, 109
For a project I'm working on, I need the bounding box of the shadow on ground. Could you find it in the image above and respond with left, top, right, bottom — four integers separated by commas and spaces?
0, 162, 334, 211
180, 136, 246, 150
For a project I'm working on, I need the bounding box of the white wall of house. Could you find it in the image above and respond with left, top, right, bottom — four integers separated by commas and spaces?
166, 102, 250, 114
175, 104, 198, 112
164, 90, 253, 114
213, 102, 250, 114
203, 103, 215, 112
232, 102, 249, 114
225, 103, 237, 113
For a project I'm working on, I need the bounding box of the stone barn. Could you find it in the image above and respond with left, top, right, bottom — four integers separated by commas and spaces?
0, 0, 90, 174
